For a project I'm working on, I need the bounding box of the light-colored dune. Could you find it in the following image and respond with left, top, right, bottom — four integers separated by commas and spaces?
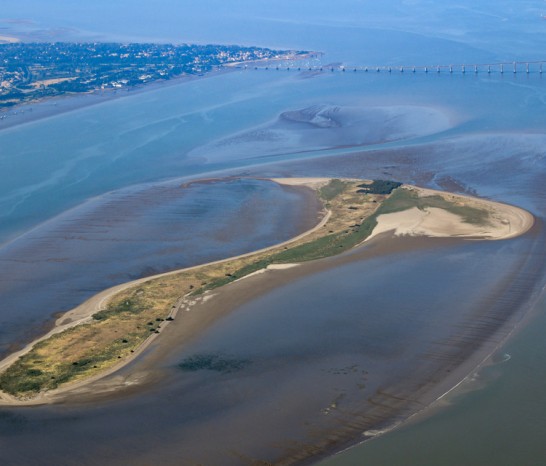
368, 187, 534, 241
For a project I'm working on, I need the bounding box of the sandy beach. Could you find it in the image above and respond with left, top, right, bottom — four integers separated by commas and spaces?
368, 186, 534, 241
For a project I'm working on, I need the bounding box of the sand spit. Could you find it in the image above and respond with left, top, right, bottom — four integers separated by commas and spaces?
0, 178, 534, 406
368, 186, 534, 242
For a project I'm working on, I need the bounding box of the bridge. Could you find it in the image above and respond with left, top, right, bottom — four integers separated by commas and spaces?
238, 60, 546, 75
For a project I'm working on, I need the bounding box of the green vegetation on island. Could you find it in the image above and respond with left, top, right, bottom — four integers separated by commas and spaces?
378, 188, 491, 225
357, 179, 402, 195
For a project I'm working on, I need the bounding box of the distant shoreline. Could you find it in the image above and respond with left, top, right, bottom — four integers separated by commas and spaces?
0, 67, 232, 131
0, 35, 20, 44
0, 52, 316, 131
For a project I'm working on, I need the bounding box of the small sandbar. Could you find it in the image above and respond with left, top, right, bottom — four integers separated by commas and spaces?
189, 104, 454, 162
271, 177, 333, 189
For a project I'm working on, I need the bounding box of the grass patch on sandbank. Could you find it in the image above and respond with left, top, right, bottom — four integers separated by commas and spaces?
319, 179, 349, 201
378, 188, 490, 225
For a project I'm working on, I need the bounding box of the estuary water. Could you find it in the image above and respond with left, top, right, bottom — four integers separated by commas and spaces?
1, 1, 546, 464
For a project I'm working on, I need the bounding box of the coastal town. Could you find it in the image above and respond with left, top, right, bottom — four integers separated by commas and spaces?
0, 42, 306, 110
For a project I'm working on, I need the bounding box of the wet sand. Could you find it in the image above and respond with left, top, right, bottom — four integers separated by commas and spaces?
0, 175, 322, 362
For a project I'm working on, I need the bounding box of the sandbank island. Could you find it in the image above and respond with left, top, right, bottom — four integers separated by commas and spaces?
0, 177, 533, 405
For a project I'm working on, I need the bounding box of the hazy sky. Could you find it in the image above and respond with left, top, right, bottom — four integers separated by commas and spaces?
2, 0, 544, 59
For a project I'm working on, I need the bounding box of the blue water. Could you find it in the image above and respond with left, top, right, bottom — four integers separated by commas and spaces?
1, 1, 546, 465
2, 69, 545, 244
